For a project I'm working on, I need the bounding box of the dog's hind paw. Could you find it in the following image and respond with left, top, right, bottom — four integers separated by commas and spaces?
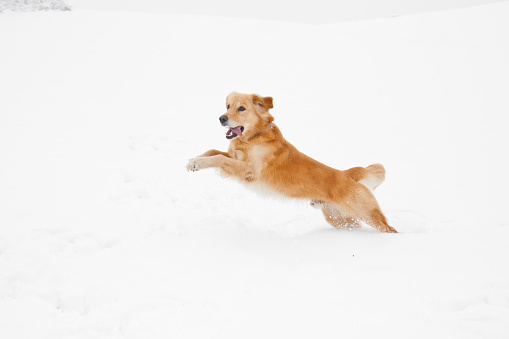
186, 158, 200, 172
310, 199, 325, 209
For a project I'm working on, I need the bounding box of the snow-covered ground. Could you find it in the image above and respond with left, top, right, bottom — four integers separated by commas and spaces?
1, 3, 509, 338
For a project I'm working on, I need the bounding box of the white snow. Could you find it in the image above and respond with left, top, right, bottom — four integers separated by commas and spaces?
1, 3, 509, 339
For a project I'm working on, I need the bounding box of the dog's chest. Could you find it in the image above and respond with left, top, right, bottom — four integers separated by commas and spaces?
231, 144, 269, 178
248, 145, 270, 172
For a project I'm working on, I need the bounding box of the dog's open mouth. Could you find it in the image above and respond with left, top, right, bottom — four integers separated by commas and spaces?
225, 126, 244, 139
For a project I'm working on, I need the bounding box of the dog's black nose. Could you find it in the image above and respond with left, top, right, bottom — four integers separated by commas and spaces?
219, 115, 228, 126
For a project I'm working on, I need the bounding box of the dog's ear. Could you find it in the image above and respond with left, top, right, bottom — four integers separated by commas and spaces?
262, 96, 274, 109
252, 94, 274, 110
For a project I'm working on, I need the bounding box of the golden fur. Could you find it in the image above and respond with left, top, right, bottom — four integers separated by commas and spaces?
187, 92, 397, 233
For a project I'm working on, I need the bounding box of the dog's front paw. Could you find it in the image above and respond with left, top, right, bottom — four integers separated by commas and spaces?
186, 158, 201, 172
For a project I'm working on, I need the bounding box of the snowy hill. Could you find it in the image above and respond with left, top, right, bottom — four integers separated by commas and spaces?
64, 0, 506, 23
1, 3, 509, 339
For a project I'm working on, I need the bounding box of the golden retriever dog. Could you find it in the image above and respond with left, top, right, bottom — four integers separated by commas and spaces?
186, 92, 397, 233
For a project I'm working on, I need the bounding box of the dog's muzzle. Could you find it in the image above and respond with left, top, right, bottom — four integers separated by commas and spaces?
219, 114, 244, 139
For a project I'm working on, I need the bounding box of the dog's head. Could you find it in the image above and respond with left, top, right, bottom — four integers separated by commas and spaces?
219, 92, 274, 140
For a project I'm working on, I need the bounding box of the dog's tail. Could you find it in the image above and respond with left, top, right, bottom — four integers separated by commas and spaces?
346, 163, 386, 192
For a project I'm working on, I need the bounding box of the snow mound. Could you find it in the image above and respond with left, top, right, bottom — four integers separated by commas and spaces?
0, 0, 69, 12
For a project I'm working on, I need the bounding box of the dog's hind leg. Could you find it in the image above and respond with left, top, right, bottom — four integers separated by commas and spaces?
320, 203, 361, 230
336, 185, 397, 233
364, 208, 397, 233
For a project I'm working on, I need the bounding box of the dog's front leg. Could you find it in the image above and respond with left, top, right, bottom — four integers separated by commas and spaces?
187, 155, 252, 181
197, 149, 230, 158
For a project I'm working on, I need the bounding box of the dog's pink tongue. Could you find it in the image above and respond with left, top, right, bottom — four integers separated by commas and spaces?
231, 126, 243, 137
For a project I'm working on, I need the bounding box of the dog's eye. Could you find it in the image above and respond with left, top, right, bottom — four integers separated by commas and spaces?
227, 104, 230, 109
238, 106, 246, 112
